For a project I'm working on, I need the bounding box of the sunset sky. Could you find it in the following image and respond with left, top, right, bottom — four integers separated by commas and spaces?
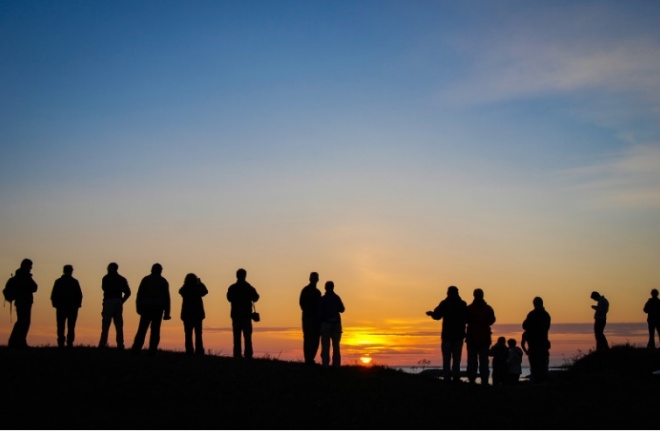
1, 1, 659, 366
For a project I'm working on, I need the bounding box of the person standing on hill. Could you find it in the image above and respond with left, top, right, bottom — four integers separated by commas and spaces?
522, 296, 551, 384
6, 258, 38, 348
50, 264, 83, 348
318, 280, 345, 368
466, 288, 496, 386
227, 268, 260, 359
643, 288, 660, 349
179, 273, 208, 355
590, 291, 609, 352
98, 262, 131, 349
131, 263, 171, 356
426, 285, 468, 383
299, 271, 322, 365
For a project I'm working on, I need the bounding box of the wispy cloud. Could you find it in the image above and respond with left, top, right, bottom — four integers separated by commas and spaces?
443, 5, 660, 115
563, 143, 660, 209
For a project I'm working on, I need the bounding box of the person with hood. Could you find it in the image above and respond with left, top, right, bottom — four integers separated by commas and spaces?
50, 264, 83, 348
318, 280, 345, 368
7, 258, 38, 348
131, 263, 171, 355
426, 285, 468, 383
226, 268, 260, 359
522, 296, 552, 384
466, 288, 496, 385
179, 273, 208, 355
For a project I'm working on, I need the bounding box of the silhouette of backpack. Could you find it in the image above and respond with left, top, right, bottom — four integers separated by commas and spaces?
3, 274, 17, 322
3, 274, 17, 303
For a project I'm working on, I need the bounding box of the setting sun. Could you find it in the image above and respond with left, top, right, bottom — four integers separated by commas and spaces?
359, 355, 373, 366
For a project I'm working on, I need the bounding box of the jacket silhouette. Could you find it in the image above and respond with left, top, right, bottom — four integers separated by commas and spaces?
50, 265, 83, 348
226, 268, 260, 359
427, 285, 468, 382
466, 289, 496, 385
643, 289, 660, 348
131, 263, 171, 355
179, 273, 208, 355
7, 259, 38, 348
522, 297, 551, 384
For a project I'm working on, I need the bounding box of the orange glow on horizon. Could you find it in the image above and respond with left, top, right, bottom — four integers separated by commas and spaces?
359, 355, 373, 366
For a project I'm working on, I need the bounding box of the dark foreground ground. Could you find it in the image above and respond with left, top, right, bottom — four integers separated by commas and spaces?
2, 344, 659, 429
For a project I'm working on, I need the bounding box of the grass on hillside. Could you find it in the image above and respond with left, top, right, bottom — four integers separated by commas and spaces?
2, 343, 659, 429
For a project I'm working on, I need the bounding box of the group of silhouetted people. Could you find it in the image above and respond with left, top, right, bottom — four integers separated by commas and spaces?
4, 258, 659, 378
425, 286, 530, 385
426, 285, 660, 386
3, 259, 350, 367
3, 258, 267, 358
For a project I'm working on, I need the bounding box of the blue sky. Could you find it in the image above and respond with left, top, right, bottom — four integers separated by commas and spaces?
1, 1, 659, 358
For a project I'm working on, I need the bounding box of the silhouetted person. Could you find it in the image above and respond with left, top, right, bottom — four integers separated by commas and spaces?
179, 273, 208, 355
318, 280, 345, 368
299, 271, 322, 365
522, 297, 551, 384
590, 291, 609, 352
466, 288, 496, 386
489, 336, 508, 387
506, 338, 523, 385
50, 264, 83, 348
226, 268, 260, 359
98, 262, 131, 349
132, 263, 171, 356
426, 285, 468, 382
7, 258, 38, 348
643, 289, 660, 349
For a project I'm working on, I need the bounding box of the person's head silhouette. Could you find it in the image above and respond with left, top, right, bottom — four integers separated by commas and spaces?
325, 281, 334, 292
533, 296, 544, 309
107, 262, 119, 273
310, 272, 319, 283
591, 291, 600, 301
20, 258, 32, 272
651, 289, 658, 298
63, 264, 73, 275
473, 288, 484, 300
151, 263, 163, 275
236, 268, 247, 281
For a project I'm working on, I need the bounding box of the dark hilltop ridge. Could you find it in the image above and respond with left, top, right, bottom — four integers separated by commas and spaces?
2, 344, 659, 429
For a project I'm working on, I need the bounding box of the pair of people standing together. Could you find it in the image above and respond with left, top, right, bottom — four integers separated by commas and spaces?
98, 262, 174, 356
426, 286, 497, 385
299, 272, 346, 368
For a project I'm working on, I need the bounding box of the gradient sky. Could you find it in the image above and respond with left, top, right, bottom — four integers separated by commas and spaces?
1, 1, 659, 365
